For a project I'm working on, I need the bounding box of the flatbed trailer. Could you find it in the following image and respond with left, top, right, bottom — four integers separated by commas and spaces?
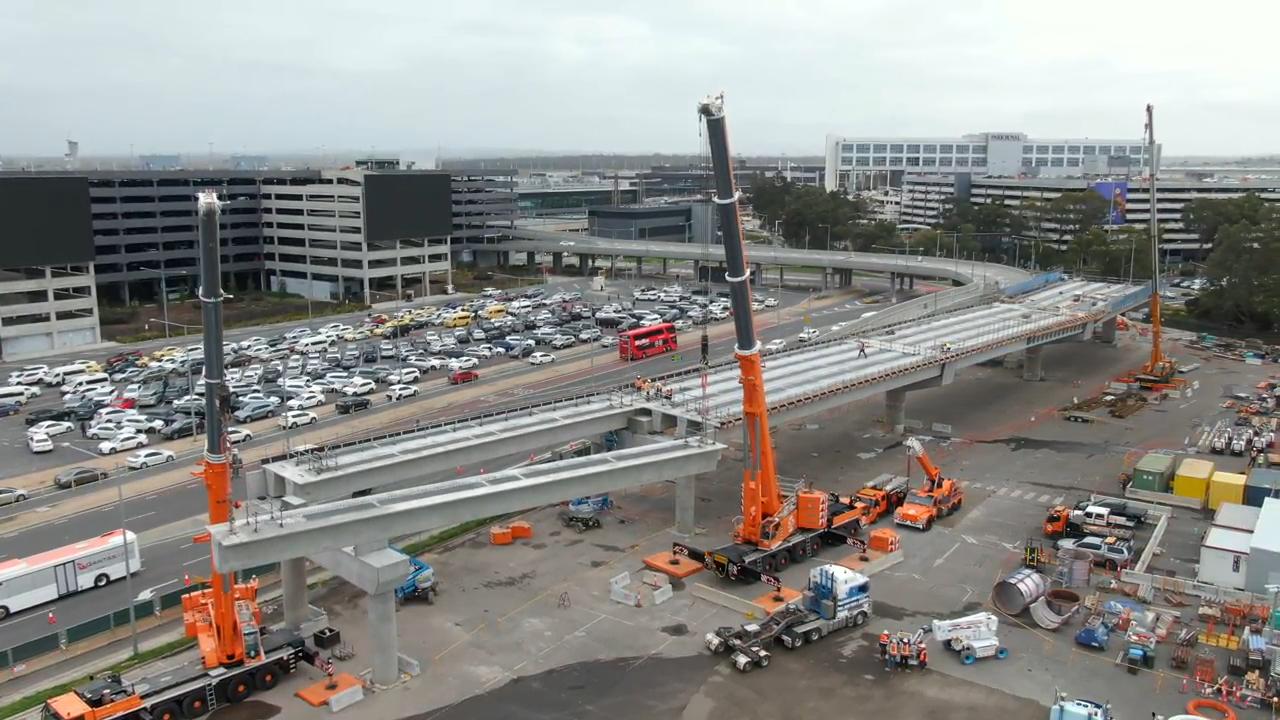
44, 632, 320, 720
674, 516, 867, 586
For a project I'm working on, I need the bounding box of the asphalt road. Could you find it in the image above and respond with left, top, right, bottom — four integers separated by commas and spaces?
0, 275, 891, 647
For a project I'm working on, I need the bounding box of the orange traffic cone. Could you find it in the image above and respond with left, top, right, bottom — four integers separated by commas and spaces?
47, 611, 56, 625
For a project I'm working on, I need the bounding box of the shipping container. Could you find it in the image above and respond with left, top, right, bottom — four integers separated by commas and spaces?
1209, 472, 1247, 510
1173, 457, 1215, 502
1246, 468, 1280, 508
1131, 452, 1176, 492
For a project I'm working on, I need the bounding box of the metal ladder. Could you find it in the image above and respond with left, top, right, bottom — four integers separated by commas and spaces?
204, 682, 218, 712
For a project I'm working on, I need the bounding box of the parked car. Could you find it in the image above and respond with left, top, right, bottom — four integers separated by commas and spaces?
528, 352, 556, 366
161, 417, 205, 440
335, 396, 372, 415
0, 402, 22, 418
54, 466, 106, 489
798, 328, 821, 342
27, 433, 53, 454
287, 392, 326, 410
98, 431, 148, 455
764, 339, 787, 353
232, 401, 277, 423
386, 367, 421, 384
341, 378, 376, 396
225, 427, 254, 445
449, 370, 480, 385
279, 410, 318, 429
598, 336, 619, 348
27, 420, 75, 438
126, 449, 176, 469
448, 356, 479, 371
0, 486, 28, 505
1055, 535, 1133, 571
385, 384, 420, 402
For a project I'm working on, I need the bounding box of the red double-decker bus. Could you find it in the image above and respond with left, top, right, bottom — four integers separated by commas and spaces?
619, 323, 678, 361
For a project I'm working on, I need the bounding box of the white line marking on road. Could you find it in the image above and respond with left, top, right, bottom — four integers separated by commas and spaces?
933, 542, 961, 567
1052, 495, 1064, 505
1009, 490, 1023, 498
1037, 494, 1051, 503
0, 607, 52, 628
128, 512, 156, 522
144, 494, 158, 500
53, 518, 69, 525
996, 487, 1008, 495
184, 554, 210, 566
179, 542, 194, 550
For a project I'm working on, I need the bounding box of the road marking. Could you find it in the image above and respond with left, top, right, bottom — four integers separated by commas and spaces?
180, 542, 194, 550
1052, 495, 1064, 505
0, 606, 51, 629
1009, 490, 1023, 498
128, 512, 156, 521
996, 487, 1008, 496
933, 541, 961, 567
54, 518, 69, 525
144, 494, 158, 500
183, 554, 210, 566
1037, 494, 1051, 503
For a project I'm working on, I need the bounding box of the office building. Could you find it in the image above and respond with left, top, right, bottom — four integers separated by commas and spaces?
896, 174, 1280, 262
824, 132, 1156, 192
586, 202, 716, 244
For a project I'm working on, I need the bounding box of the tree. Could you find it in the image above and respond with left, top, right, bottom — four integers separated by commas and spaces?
1182, 193, 1269, 248
1192, 205, 1280, 331
1045, 192, 1110, 243
747, 175, 869, 250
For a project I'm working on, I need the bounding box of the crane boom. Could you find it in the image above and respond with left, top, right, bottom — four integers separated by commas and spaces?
1141, 103, 1174, 381
697, 94, 789, 546
904, 437, 942, 489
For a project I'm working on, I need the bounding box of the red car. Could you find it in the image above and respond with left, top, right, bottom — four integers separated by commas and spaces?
449, 370, 480, 385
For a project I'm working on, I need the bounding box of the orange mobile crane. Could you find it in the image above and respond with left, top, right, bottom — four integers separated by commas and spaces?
43, 193, 320, 720
672, 94, 867, 585
1132, 103, 1178, 389
893, 437, 963, 531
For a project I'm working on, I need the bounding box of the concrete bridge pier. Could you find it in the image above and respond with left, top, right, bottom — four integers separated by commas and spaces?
889, 273, 898, 303
884, 388, 907, 434
609, 255, 617, 277
552, 252, 563, 274
908, 275, 915, 290
526, 251, 536, 268
778, 267, 785, 286
281, 556, 309, 631
675, 476, 697, 536
1023, 345, 1044, 381
367, 585, 398, 685
660, 257, 667, 275
580, 254, 594, 276
1097, 317, 1118, 344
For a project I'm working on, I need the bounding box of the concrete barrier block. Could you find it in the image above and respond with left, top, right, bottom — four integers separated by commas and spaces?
328, 685, 365, 712
610, 571, 631, 589
652, 585, 674, 605
397, 653, 421, 677
691, 583, 763, 617
641, 570, 670, 588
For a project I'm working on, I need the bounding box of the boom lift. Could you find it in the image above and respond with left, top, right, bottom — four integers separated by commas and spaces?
672, 94, 866, 584
43, 193, 320, 720
893, 437, 963, 531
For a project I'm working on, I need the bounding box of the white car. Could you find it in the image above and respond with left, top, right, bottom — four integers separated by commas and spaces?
550, 335, 576, 349
126, 448, 176, 469
528, 352, 557, 366
386, 367, 421, 384
98, 432, 148, 455
283, 327, 312, 340
798, 328, 821, 342
751, 301, 766, 311
672, 319, 692, 331
341, 378, 376, 396
10, 368, 48, 385
279, 410, 318, 429
27, 433, 53, 453
448, 356, 479, 371
385, 384, 420, 402
282, 376, 311, 391
287, 393, 326, 410
236, 393, 281, 408
598, 336, 619, 348
343, 329, 371, 341
764, 339, 787, 353
28, 420, 75, 438
763, 297, 779, 307
226, 427, 254, 445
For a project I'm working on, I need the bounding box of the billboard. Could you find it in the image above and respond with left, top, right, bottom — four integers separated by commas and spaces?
363, 172, 453, 244
1090, 180, 1128, 226
0, 176, 94, 269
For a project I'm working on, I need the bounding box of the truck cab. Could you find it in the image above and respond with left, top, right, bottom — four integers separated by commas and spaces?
893, 480, 962, 531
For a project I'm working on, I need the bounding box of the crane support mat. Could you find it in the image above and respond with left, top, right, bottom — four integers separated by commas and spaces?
836, 548, 904, 576
643, 551, 704, 579
296, 672, 365, 707
753, 586, 803, 614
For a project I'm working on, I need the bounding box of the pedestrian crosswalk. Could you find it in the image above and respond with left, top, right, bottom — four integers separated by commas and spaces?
960, 479, 1063, 507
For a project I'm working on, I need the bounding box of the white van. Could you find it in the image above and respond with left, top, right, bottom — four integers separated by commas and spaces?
46, 364, 90, 386
0, 385, 41, 405
61, 373, 111, 395
292, 335, 333, 353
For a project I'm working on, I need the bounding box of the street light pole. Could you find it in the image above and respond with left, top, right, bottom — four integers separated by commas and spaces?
117, 480, 139, 655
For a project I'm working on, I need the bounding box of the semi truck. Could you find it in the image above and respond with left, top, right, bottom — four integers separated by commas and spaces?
705, 565, 872, 672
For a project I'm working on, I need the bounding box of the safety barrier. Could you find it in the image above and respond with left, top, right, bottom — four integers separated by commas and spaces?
1107, 283, 1152, 315
1002, 270, 1066, 298
0, 563, 277, 671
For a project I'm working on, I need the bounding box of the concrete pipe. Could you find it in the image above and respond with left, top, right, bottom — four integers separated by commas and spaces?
1044, 588, 1081, 616
991, 568, 1048, 615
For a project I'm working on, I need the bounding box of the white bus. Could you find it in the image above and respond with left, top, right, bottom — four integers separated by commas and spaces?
0, 529, 141, 620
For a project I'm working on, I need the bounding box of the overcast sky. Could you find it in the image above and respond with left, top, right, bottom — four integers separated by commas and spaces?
3, 1, 1276, 158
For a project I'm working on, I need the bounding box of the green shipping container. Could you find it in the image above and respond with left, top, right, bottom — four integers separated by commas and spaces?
1131, 452, 1176, 492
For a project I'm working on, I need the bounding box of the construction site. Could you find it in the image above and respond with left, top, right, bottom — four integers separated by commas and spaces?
12, 99, 1280, 720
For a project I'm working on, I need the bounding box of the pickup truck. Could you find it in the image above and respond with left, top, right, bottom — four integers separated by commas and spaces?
1055, 535, 1133, 571
1071, 499, 1144, 528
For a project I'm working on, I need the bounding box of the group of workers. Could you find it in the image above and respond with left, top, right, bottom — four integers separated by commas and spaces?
633, 375, 675, 402
878, 630, 927, 671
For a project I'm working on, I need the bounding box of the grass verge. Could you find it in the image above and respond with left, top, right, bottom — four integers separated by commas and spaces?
0, 637, 195, 720
399, 515, 507, 556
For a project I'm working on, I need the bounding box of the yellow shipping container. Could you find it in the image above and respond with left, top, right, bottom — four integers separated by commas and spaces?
1209, 471, 1247, 510
1173, 458, 1216, 501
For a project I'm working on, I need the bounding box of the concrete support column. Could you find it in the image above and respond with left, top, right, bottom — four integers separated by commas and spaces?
552, 252, 563, 273
1097, 317, 1118, 344
526, 251, 536, 268
693, 260, 702, 281
884, 388, 907, 435
674, 476, 696, 536
609, 255, 616, 277
661, 257, 667, 275
778, 267, 785, 286
281, 557, 309, 631
580, 254, 593, 276
752, 263, 762, 284
500, 251, 510, 268
889, 273, 898, 304
368, 589, 399, 686
1023, 345, 1044, 381
908, 275, 915, 290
